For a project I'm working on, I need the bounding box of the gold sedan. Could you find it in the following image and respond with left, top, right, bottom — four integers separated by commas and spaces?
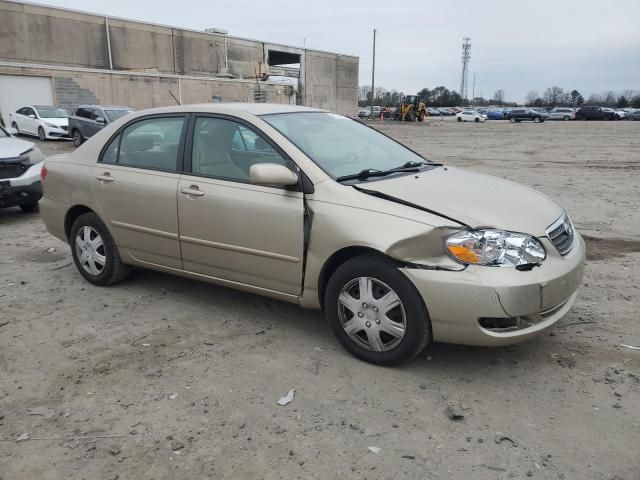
39, 104, 584, 365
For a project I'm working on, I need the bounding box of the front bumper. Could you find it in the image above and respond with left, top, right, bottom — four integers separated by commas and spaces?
401, 233, 585, 346
44, 125, 70, 139
0, 162, 43, 208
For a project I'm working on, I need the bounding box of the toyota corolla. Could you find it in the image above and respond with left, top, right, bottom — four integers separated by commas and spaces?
39, 104, 584, 365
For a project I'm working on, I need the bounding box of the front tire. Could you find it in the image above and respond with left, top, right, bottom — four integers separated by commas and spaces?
509, 117, 516, 123
534, 117, 541, 123
563, 115, 570, 121
325, 255, 431, 365
474, 117, 480, 123
11, 122, 19, 135
72, 129, 84, 147
38, 126, 46, 141
457, 116, 462, 122
70, 212, 130, 286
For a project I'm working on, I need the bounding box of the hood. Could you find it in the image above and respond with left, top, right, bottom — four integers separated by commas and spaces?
0, 136, 35, 160
40, 117, 68, 127
363, 166, 563, 237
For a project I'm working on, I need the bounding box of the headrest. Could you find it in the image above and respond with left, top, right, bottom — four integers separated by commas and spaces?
121, 133, 155, 153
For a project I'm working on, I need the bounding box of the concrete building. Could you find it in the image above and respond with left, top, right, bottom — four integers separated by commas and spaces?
0, 0, 358, 125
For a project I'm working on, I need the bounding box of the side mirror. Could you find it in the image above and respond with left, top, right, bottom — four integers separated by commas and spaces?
28, 114, 36, 119
95, 117, 105, 124
250, 163, 298, 186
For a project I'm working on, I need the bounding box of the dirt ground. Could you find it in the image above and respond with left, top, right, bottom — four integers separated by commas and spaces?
1, 119, 639, 480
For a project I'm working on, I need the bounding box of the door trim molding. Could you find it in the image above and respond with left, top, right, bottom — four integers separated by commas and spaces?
111, 220, 178, 239
180, 235, 300, 263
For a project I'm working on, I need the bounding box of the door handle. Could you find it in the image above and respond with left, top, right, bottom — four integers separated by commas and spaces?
96, 172, 114, 182
180, 186, 204, 197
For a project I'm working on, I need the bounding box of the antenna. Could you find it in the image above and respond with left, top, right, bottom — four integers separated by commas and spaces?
460, 37, 471, 103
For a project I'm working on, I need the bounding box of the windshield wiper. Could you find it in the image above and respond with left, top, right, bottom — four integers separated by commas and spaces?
336, 161, 441, 183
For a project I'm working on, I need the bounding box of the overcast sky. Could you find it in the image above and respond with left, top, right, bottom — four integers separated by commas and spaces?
35, 0, 640, 102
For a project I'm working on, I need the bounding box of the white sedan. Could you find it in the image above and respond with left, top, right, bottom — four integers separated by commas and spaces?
456, 110, 487, 123
9, 105, 70, 140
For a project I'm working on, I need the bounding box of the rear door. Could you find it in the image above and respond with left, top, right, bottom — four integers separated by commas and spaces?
177, 115, 305, 295
92, 114, 188, 268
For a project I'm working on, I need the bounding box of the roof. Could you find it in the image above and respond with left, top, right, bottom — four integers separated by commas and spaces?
125, 103, 325, 116
77, 105, 133, 109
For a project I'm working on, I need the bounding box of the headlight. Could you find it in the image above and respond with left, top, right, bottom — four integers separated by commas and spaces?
21, 147, 45, 164
445, 229, 546, 267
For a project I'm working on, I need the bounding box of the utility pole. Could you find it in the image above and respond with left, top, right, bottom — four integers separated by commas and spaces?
460, 37, 471, 104
370, 28, 376, 116
472, 74, 476, 103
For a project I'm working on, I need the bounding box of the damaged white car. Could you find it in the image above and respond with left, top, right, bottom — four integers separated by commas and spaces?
0, 125, 44, 212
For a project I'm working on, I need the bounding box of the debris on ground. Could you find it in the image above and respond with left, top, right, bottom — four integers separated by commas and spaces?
170, 439, 185, 451
277, 389, 295, 406
620, 344, 640, 350
0, 320, 9, 328
495, 432, 519, 447
108, 445, 121, 455
367, 446, 381, 454
168, 393, 178, 400
26, 406, 55, 420
16, 433, 29, 442
445, 402, 465, 420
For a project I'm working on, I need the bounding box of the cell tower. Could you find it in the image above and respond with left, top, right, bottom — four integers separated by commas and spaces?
460, 37, 471, 102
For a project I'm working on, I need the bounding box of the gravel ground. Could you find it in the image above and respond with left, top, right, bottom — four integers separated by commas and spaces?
1, 120, 639, 479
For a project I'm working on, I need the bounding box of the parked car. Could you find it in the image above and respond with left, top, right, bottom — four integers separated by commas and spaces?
485, 110, 505, 120
614, 109, 627, 120
357, 108, 371, 119
0, 125, 44, 212
575, 106, 616, 120
506, 109, 547, 123
626, 109, 640, 121
456, 109, 486, 122
68, 105, 133, 147
548, 108, 576, 121
9, 105, 70, 140
40, 104, 584, 365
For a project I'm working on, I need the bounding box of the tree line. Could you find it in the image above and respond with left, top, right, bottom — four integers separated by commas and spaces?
359, 84, 640, 108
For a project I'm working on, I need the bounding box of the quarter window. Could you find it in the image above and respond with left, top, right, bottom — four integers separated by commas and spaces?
191, 117, 288, 182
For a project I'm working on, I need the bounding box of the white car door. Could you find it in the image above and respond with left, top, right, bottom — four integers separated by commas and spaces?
13, 108, 29, 133
23, 107, 38, 135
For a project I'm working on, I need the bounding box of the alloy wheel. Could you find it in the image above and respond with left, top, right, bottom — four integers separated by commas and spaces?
337, 276, 406, 352
75, 226, 106, 276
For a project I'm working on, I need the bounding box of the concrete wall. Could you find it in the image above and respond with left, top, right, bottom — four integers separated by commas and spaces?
0, 0, 358, 114
0, 65, 293, 114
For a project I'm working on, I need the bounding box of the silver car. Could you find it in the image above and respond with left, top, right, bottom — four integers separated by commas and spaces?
548, 108, 576, 121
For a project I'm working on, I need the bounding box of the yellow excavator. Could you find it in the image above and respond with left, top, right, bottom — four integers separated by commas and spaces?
395, 95, 427, 122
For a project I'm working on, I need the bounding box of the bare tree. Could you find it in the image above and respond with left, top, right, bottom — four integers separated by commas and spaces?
525, 90, 539, 105
492, 89, 505, 105
543, 86, 564, 107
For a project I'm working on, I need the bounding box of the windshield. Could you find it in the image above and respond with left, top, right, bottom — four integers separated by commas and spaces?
35, 107, 68, 118
105, 109, 133, 122
260, 112, 428, 179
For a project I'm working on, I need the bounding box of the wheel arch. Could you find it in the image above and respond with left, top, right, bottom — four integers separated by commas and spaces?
317, 246, 394, 309
64, 205, 95, 240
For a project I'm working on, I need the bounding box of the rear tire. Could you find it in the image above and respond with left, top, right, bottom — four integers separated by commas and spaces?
38, 126, 46, 141
325, 254, 431, 365
19, 202, 39, 213
509, 117, 516, 123
70, 212, 130, 286
474, 117, 480, 123
563, 115, 570, 121
457, 117, 462, 122
406, 110, 416, 122
534, 117, 541, 123
72, 129, 84, 147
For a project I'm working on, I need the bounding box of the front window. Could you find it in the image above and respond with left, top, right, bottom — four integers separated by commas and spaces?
104, 109, 133, 122
35, 107, 68, 118
261, 112, 429, 180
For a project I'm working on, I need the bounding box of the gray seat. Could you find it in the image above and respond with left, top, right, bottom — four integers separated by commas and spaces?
193, 130, 247, 180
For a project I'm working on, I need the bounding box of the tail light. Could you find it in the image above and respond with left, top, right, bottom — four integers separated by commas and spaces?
41, 163, 48, 183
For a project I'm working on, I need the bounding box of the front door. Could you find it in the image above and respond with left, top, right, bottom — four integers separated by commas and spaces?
177, 115, 305, 295
92, 115, 188, 269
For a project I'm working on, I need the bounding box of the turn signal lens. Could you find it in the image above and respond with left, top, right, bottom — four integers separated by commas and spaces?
446, 245, 480, 263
